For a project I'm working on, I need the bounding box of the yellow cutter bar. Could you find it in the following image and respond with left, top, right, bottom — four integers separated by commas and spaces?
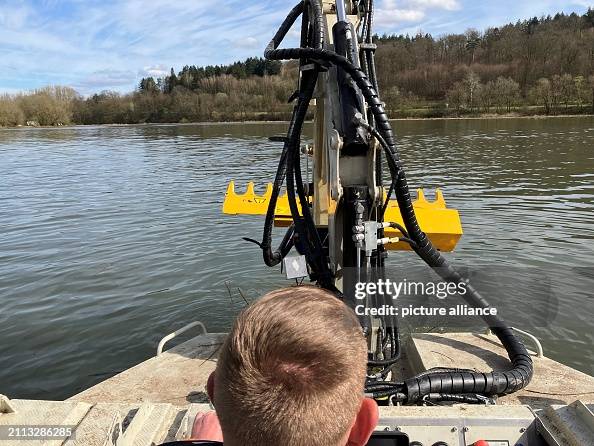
223, 181, 463, 252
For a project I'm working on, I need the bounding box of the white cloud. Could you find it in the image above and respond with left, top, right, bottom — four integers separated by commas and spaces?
569, 0, 594, 7
0, 4, 32, 29
375, 8, 426, 25
0, 0, 588, 94
375, 0, 461, 28
74, 69, 137, 94
140, 65, 170, 79
408, 0, 461, 11
0, 0, 289, 93
0, 87, 24, 95
233, 36, 259, 49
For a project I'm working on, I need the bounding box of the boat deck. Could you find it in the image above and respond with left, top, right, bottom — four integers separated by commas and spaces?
3, 331, 594, 445
70, 333, 225, 406
0, 397, 213, 446
69, 331, 594, 410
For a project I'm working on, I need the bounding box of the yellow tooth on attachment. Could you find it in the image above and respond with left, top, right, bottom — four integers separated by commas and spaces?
382, 188, 462, 252
224, 181, 269, 215
413, 188, 447, 209
223, 183, 463, 252
223, 181, 307, 218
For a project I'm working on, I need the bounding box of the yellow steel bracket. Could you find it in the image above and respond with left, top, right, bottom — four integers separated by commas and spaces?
223, 182, 463, 252
381, 189, 462, 251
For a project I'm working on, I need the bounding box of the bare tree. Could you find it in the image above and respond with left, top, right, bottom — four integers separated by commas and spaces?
462, 71, 481, 110
550, 75, 564, 112
17, 87, 73, 126
559, 73, 576, 109
0, 95, 24, 126
574, 75, 588, 110
481, 80, 497, 112
446, 82, 466, 114
589, 75, 594, 113
530, 78, 553, 114
492, 77, 520, 112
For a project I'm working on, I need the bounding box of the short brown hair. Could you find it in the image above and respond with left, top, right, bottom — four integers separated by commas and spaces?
214, 286, 367, 446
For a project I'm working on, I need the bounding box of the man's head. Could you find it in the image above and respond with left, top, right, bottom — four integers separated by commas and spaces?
210, 286, 377, 446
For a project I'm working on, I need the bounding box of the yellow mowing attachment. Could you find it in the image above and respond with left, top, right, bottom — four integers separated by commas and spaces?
223, 182, 463, 252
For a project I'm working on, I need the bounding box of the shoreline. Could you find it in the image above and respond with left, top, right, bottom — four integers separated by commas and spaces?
2, 113, 593, 130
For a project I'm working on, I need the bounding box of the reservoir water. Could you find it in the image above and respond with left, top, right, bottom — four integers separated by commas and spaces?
1, 117, 593, 400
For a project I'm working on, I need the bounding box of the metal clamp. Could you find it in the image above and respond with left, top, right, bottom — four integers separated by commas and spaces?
511, 327, 544, 358
157, 321, 208, 356
359, 43, 377, 51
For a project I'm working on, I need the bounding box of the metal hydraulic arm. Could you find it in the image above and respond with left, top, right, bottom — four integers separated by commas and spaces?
223, 0, 533, 405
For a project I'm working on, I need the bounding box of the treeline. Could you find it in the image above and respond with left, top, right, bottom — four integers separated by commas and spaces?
138, 57, 283, 94
0, 86, 79, 127
445, 72, 594, 115
0, 66, 296, 126
2, 10, 594, 126
374, 10, 594, 116
75, 71, 295, 124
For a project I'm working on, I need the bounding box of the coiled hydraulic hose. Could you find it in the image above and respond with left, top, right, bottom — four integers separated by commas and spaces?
259, 0, 335, 288
264, 1, 533, 404
261, 103, 300, 267
260, 1, 315, 268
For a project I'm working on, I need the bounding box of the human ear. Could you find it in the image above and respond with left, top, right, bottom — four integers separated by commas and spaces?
206, 371, 215, 404
346, 398, 379, 446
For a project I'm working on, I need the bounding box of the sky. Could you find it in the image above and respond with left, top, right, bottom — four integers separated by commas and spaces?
0, 0, 592, 95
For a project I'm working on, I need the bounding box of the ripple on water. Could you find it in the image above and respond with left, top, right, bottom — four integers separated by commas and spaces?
0, 118, 593, 399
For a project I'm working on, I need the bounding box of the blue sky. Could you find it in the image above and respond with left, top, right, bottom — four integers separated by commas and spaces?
0, 0, 592, 95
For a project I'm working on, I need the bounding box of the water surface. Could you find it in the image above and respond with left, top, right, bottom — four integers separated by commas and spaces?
1, 117, 593, 400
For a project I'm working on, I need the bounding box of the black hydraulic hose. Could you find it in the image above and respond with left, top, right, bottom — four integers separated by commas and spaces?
398, 236, 418, 248
369, 321, 400, 372
292, 1, 332, 286
371, 110, 532, 401
299, 0, 309, 63
267, 2, 305, 54
364, 0, 379, 95
367, 359, 398, 368
278, 224, 296, 257
375, 139, 533, 401
367, 387, 406, 398
389, 326, 397, 358
260, 0, 322, 268
365, 368, 477, 394
387, 222, 409, 238
366, 385, 402, 392
365, 0, 374, 43
261, 105, 299, 267
365, 380, 403, 389
372, 390, 406, 399
245, 224, 295, 256
308, 0, 324, 50
417, 367, 478, 377
424, 393, 486, 404
259, 2, 308, 267
285, 73, 331, 285
382, 180, 394, 218
265, 16, 532, 405
266, 0, 333, 288
362, 0, 399, 359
